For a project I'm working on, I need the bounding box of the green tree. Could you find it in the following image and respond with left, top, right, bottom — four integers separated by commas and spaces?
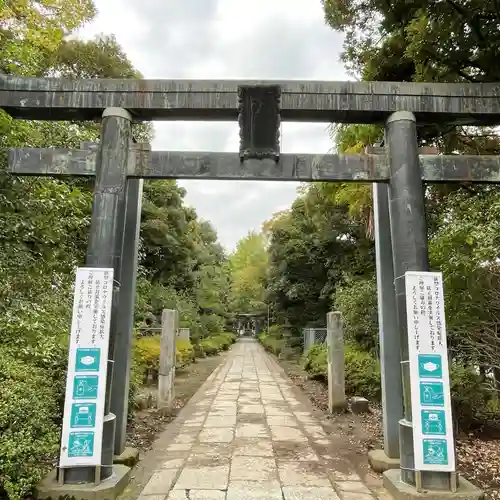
0, 4, 228, 498
320, 0, 500, 396
229, 232, 268, 315
1, 0, 96, 76
265, 183, 374, 332
322, 0, 500, 83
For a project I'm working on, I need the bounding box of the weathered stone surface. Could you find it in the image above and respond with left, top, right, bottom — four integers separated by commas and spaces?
351, 396, 370, 414
235, 423, 268, 439
367, 449, 400, 473
229, 456, 277, 481
173, 465, 229, 490
160, 458, 185, 469
10, 146, 500, 183
167, 491, 225, 500
266, 415, 299, 427
113, 446, 140, 467
226, 482, 282, 500
238, 85, 280, 160
198, 427, 234, 443
327, 312, 347, 412
282, 486, 340, 500
158, 309, 177, 411
270, 426, 308, 442
135, 340, 378, 499
37, 465, 131, 500
383, 469, 484, 500
141, 469, 178, 494
204, 415, 236, 427
232, 439, 274, 457
2, 75, 499, 124
277, 461, 332, 487
334, 480, 372, 494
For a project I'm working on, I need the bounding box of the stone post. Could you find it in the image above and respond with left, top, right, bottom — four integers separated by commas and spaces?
111, 178, 144, 456
178, 328, 190, 341
303, 328, 316, 354
327, 312, 346, 412
65, 108, 131, 484
372, 182, 403, 465
386, 111, 450, 490
158, 309, 177, 411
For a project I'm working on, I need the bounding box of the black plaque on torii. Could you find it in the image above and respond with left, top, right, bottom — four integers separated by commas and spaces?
238, 85, 281, 162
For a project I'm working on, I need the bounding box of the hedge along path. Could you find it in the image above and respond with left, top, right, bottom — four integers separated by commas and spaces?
133, 332, 236, 384
133, 339, 381, 500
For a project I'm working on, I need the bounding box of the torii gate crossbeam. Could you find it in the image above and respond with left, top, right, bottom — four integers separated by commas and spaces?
1, 75, 499, 124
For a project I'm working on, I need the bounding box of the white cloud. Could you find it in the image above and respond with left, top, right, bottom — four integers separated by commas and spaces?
80, 0, 348, 250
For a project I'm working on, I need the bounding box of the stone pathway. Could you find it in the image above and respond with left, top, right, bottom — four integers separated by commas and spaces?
137, 339, 378, 500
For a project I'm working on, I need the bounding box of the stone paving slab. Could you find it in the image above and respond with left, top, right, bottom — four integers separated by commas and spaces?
137, 339, 379, 500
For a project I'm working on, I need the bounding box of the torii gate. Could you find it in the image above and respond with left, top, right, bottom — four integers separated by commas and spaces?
2, 76, 498, 499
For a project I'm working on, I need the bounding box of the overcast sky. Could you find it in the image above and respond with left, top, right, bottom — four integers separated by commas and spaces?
80, 0, 349, 251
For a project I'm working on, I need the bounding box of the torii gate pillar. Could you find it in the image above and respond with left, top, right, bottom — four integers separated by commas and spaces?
64, 108, 131, 484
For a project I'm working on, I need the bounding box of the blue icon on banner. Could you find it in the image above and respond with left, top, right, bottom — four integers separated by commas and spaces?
70, 403, 97, 428
421, 409, 446, 435
68, 431, 95, 457
73, 375, 99, 399
420, 382, 445, 407
418, 354, 443, 379
423, 439, 448, 465
75, 348, 100, 372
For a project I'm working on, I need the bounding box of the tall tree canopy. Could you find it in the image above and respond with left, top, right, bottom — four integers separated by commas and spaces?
322, 0, 500, 83
228, 232, 268, 315
264, 184, 374, 331
0, 5, 230, 498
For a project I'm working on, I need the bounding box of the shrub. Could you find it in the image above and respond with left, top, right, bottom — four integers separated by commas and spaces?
258, 332, 284, 356
344, 344, 381, 400
449, 365, 500, 430
302, 342, 380, 399
221, 332, 237, 344
134, 335, 199, 379
200, 314, 225, 335
0, 349, 61, 500
200, 338, 219, 356
193, 342, 206, 358
302, 342, 500, 430
265, 325, 285, 339
334, 277, 378, 353
211, 333, 235, 351
197, 332, 237, 356
128, 357, 143, 417
176, 339, 195, 369
134, 335, 161, 380
302, 344, 327, 379
258, 326, 291, 356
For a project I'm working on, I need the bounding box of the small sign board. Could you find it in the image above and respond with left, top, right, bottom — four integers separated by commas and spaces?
405, 271, 455, 472
59, 268, 113, 467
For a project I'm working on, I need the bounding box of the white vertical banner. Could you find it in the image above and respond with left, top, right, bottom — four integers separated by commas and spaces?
405, 271, 455, 472
59, 268, 114, 468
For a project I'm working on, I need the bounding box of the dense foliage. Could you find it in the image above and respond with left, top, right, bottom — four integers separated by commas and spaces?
249, 0, 500, 441
228, 232, 268, 316
133, 332, 236, 383
264, 184, 374, 331
0, 4, 231, 499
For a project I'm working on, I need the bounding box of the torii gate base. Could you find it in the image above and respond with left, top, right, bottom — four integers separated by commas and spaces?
37, 465, 131, 500
384, 469, 483, 500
